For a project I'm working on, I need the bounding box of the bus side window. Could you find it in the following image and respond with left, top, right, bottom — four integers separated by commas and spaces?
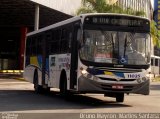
151, 58, 153, 66
68, 32, 72, 50
46, 31, 52, 56
60, 28, 71, 53
155, 58, 158, 66
48, 30, 54, 54
67, 24, 73, 52
37, 35, 42, 55
60, 29, 66, 53
26, 37, 31, 56
77, 28, 82, 49
31, 36, 37, 56
49, 29, 60, 54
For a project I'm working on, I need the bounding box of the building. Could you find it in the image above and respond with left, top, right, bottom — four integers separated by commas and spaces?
116, 0, 153, 19
107, 0, 118, 5
0, 0, 81, 71
30, 0, 81, 15
152, 0, 160, 76
154, 0, 160, 30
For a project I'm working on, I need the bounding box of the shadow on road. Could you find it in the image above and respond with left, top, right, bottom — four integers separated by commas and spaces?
0, 90, 131, 112
150, 84, 160, 90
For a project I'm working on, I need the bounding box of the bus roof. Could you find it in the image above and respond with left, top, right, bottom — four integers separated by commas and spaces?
81, 13, 149, 20
27, 15, 81, 36
151, 55, 160, 59
27, 13, 149, 36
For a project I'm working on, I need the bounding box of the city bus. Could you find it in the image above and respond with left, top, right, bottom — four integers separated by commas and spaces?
24, 13, 151, 102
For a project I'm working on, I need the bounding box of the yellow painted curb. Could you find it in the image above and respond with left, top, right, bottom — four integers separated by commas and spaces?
14, 77, 27, 82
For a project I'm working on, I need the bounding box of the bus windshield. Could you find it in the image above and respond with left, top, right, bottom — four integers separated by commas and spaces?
80, 29, 151, 65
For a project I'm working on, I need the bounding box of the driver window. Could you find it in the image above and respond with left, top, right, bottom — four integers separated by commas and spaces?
77, 29, 82, 42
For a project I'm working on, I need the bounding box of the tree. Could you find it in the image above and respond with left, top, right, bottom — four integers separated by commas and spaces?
76, 0, 145, 16
150, 21, 160, 48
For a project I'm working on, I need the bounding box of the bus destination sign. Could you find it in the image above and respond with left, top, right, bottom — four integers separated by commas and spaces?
84, 16, 149, 27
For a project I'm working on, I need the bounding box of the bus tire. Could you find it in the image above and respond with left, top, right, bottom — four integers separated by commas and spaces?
116, 93, 124, 103
44, 87, 50, 94
33, 69, 43, 93
60, 71, 69, 97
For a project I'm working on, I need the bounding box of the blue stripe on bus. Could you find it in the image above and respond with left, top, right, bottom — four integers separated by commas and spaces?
37, 55, 42, 68
25, 55, 49, 73
87, 68, 124, 78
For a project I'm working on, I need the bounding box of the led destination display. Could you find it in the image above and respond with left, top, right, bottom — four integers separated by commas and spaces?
84, 15, 149, 27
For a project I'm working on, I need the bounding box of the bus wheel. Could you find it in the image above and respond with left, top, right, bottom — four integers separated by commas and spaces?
60, 72, 68, 97
116, 93, 124, 103
33, 70, 43, 93
43, 87, 50, 94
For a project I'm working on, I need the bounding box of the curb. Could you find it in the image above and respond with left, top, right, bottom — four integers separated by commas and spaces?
13, 77, 28, 82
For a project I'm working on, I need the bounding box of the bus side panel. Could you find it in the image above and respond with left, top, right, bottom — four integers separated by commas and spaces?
49, 54, 71, 89
49, 55, 59, 88
23, 56, 42, 85
45, 58, 49, 85
76, 56, 88, 91
23, 65, 35, 83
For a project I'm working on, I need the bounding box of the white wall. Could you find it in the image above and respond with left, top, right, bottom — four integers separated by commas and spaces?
30, 0, 81, 15
150, 0, 154, 9
30, 0, 154, 16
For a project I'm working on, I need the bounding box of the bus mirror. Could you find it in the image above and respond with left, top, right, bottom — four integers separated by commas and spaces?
77, 41, 82, 49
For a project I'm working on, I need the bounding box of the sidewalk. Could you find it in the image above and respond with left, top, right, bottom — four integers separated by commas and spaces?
0, 73, 26, 81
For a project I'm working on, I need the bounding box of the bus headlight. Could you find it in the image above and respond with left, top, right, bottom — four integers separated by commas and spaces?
137, 77, 148, 83
146, 74, 151, 80
81, 69, 88, 75
142, 77, 147, 82
81, 69, 92, 79
137, 78, 142, 83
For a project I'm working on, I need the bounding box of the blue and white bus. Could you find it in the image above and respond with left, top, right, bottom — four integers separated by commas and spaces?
24, 13, 151, 102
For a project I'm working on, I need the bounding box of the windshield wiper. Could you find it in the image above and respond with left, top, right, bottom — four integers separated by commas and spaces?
123, 35, 127, 58
111, 33, 115, 56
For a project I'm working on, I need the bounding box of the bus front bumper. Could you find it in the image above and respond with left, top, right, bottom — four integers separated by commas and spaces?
77, 76, 150, 95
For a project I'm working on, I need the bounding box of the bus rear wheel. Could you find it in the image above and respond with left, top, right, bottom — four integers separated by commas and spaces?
60, 78, 68, 96
116, 93, 124, 102
33, 70, 43, 93
60, 71, 70, 97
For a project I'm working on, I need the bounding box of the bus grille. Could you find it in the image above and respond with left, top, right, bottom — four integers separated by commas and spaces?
99, 77, 136, 82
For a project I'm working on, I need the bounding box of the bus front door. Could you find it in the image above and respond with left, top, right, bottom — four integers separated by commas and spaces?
70, 24, 80, 90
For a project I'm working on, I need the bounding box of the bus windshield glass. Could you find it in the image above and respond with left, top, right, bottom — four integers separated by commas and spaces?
80, 30, 150, 65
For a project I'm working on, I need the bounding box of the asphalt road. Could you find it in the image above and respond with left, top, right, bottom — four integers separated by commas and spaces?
0, 78, 160, 119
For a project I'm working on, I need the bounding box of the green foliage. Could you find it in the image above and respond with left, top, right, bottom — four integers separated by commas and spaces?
150, 21, 160, 48
76, 0, 145, 16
